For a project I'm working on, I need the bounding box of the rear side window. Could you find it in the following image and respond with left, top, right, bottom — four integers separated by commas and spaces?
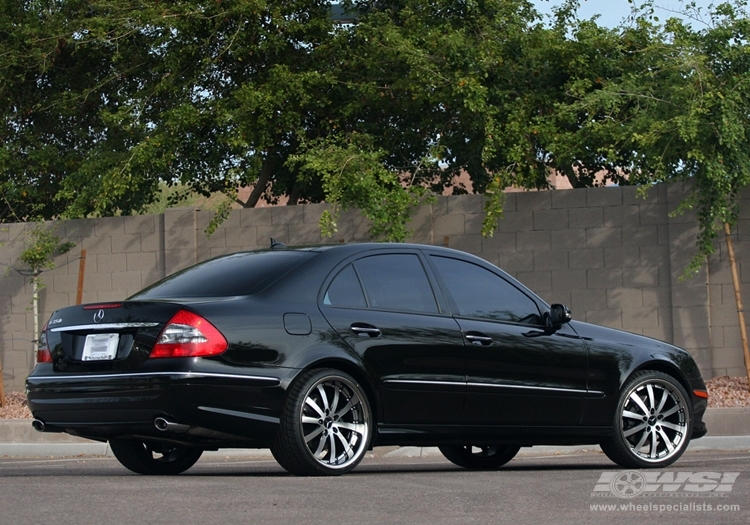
323, 265, 367, 308
354, 254, 438, 314
431, 256, 541, 324
131, 251, 315, 299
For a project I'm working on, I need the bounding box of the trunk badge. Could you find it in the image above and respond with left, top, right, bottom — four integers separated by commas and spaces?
93, 309, 105, 323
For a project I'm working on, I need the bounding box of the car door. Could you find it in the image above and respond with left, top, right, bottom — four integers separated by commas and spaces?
428, 254, 589, 426
320, 251, 466, 425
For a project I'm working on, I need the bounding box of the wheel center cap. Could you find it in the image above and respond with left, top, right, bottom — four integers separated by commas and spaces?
648, 415, 657, 425
324, 418, 333, 429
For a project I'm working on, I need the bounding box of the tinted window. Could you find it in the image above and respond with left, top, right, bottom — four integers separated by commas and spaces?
131, 251, 315, 299
355, 254, 438, 314
323, 265, 367, 308
431, 256, 541, 324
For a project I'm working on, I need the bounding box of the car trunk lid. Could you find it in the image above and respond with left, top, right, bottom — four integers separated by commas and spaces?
42, 301, 186, 373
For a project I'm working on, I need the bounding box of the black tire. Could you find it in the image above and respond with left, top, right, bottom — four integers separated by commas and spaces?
600, 370, 693, 469
110, 439, 203, 475
439, 445, 520, 470
271, 368, 372, 476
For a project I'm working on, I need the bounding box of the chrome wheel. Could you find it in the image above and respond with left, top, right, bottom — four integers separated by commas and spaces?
272, 369, 372, 476
601, 371, 692, 468
301, 375, 370, 470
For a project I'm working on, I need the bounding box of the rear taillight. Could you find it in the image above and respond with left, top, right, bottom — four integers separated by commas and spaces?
37, 322, 52, 363
150, 310, 228, 358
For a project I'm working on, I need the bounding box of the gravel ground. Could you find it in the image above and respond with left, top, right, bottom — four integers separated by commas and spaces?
2, 375, 749, 419
705, 375, 750, 407
0, 392, 32, 419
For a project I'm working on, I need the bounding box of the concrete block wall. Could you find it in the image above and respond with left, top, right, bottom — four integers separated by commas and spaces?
1, 184, 748, 391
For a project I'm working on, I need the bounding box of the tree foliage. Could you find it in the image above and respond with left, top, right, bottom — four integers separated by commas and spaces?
1, 0, 749, 255
18, 224, 75, 274
531, 0, 750, 273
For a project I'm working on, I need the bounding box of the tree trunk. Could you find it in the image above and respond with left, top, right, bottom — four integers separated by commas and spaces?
244, 155, 275, 208
723, 222, 750, 392
0, 355, 5, 407
32, 274, 39, 350
287, 182, 300, 206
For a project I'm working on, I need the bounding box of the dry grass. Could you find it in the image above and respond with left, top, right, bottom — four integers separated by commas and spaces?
0, 375, 748, 419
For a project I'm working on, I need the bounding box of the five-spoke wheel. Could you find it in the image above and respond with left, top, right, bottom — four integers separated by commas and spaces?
272, 368, 372, 476
601, 370, 693, 468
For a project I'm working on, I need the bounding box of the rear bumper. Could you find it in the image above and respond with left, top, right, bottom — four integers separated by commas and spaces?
26, 369, 288, 447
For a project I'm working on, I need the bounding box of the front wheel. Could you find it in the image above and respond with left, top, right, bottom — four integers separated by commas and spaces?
439, 445, 520, 470
109, 439, 203, 475
600, 370, 692, 469
271, 368, 372, 476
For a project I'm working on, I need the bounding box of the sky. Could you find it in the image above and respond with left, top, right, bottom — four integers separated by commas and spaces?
531, 0, 720, 28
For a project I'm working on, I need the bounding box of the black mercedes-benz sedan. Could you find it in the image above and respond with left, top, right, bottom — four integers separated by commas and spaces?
27, 242, 708, 476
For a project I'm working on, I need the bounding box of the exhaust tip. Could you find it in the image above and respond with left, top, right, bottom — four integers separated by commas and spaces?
32, 419, 45, 432
153, 417, 190, 433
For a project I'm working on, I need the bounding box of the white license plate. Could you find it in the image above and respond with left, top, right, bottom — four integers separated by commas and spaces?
82, 333, 120, 361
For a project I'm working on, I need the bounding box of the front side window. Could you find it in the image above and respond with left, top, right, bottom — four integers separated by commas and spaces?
431, 256, 541, 324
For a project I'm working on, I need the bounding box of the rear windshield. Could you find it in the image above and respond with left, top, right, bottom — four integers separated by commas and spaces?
130, 251, 316, 299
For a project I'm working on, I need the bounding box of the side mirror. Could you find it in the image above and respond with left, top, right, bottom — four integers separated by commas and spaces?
546, 304, 572, 330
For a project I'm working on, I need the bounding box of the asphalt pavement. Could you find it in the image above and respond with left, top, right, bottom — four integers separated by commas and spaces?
1, 449, 748, 525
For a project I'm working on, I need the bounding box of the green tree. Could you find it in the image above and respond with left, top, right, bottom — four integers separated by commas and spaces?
1, 0, 342, 220
534, 0, 750, 271
1, 0, 547, 240
16, 223, 75, 351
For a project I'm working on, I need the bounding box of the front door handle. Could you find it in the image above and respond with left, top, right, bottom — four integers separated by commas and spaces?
351, 324, 382, 338
465, 332, 493, 346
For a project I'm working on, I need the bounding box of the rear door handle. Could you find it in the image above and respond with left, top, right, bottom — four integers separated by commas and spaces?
465, 333, 493, 346
351, 324, 382, 338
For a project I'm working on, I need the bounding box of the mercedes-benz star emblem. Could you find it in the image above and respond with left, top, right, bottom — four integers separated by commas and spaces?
93, 309, 105, 323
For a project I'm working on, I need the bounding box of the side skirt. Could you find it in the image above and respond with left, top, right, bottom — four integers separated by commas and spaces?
373, 424, 613, 447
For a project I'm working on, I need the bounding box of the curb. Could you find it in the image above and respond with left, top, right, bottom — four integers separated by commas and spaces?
2, 437, 749, 460
2, 407, 749, 459
384, 436, 750, 459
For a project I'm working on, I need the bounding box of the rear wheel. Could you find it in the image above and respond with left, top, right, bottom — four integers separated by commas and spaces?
271, 368, 372, 476
600, 370, 692, 469
439, 445, 520, 470
110, 439, 203, 475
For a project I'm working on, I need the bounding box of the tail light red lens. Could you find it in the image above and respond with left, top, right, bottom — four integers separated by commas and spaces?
37, 322, 52, 363
150, 310, 228, 358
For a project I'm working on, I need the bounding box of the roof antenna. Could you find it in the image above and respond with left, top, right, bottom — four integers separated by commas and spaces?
270, 237, 287, 250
